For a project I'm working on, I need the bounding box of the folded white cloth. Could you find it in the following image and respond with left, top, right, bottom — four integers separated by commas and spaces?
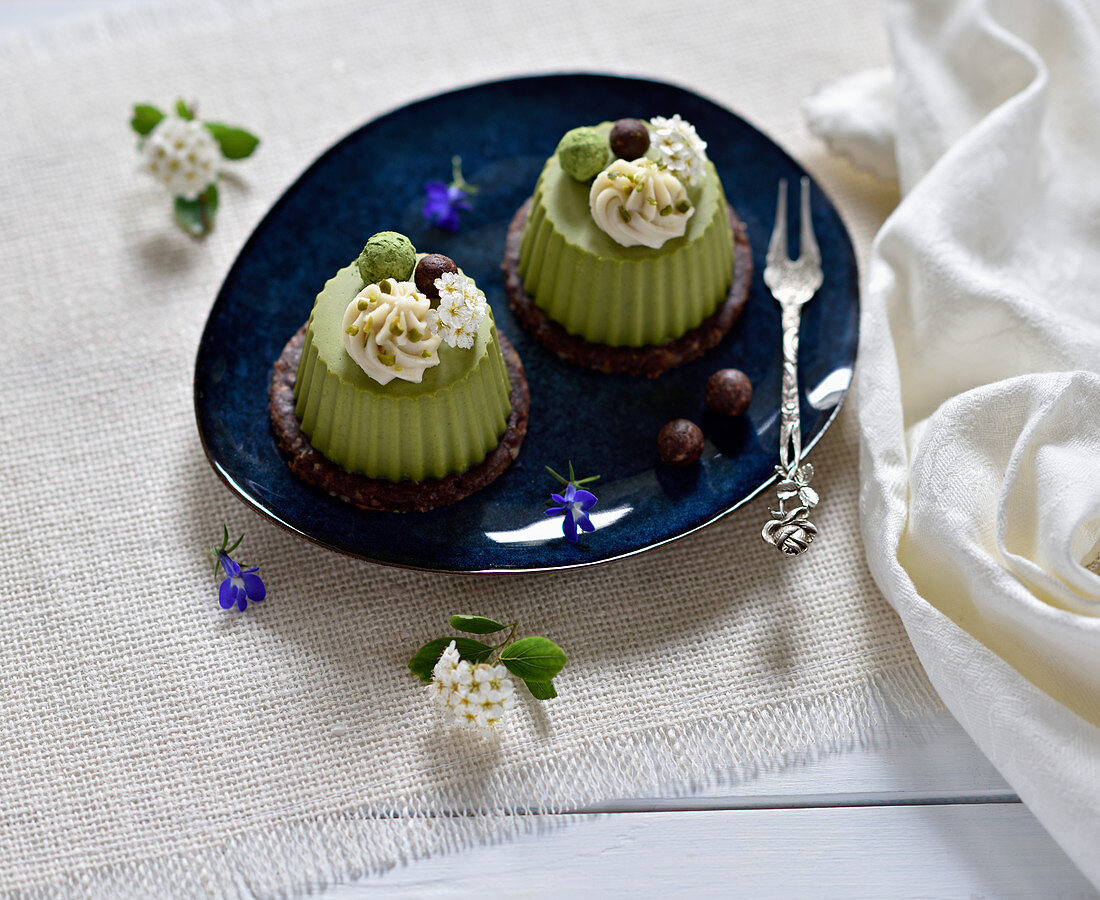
841, 0, 1100, 885
803, 68, 898, 181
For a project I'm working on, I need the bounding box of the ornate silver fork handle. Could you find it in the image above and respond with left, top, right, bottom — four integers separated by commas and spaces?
761, 177, 823, 556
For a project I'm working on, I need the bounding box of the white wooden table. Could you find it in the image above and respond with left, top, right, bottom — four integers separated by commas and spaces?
323, 711, 1096, 897
7, 3, 1094, 896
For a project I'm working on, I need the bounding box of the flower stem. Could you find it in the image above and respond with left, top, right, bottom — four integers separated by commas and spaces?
450, 156, 478, 195
487, 622, 519, 662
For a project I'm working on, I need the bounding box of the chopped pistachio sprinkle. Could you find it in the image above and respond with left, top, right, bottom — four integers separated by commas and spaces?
647, 197, 658, 205
357, 298, 369, 310
389, 319, 404, 336
378, 352, 395, 366
408, 328, 422, 342
676, 200, 691, 213
345, 324, 359, 336
379, 279, 391, 294
659, 205, 672, 216
618, 206, 632, 223
421, 349, 433, 358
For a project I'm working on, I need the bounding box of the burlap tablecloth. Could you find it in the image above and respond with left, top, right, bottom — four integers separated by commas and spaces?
0, 1, 931, 895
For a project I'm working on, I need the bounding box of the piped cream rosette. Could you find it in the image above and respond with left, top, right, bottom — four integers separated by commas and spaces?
589, 158, 694, 249
341, 280, 443, 385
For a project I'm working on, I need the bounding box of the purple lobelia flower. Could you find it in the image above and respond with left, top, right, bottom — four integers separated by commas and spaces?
422, 156, 477, 232
211, 526, 265, 611
422, 182, 471, 232
544, 463, 599, 544
217, 552, 265, 611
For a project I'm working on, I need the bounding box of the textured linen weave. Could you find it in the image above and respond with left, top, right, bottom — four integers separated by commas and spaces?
0, 0, 925, 895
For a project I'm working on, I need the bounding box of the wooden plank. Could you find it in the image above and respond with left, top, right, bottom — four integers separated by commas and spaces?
325, 805, 1096, 898
622, 712, 1014, 805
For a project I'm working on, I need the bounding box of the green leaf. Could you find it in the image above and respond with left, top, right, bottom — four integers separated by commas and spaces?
226, 531, 243, 555
173, 183, 218, 237
449, 615, 506, 635
175, 99, 194, 120
130, 104, 164, 136
204, 123, 260, 160
499, 636, 567, 682
545, 465, 569, 486
407, 637, 494, 683
524, 679, 557, 700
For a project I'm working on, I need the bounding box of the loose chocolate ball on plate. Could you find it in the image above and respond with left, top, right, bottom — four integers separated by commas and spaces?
610, 118, 650, 160
414, 253, 459, 301
657, 418, 704, 467
705, 368, 753, 416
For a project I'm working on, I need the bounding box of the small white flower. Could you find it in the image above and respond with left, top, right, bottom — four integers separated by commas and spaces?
649, 114, 709, 186
449, 320, 476, 350
140, 116, 220, 200
427, 640, 516, 731
439, 295, 472, 331
428, 679, 449, 705
432, 272, 487, 349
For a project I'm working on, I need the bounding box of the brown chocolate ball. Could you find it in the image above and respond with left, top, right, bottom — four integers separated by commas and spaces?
414, 253, 459, 300
657, 419, 704, 467
610, 118, 650, 160
705, 369, 753, 416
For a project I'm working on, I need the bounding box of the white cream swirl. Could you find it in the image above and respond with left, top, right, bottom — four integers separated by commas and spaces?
589, 158, 694, 249
341, 280, 443, 385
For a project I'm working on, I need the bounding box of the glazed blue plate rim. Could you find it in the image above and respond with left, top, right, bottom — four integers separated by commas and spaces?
194, 72, 859, 574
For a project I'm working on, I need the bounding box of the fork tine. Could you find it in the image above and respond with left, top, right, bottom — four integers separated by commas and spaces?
798, 176, 819, 263
766, 178, 788, 264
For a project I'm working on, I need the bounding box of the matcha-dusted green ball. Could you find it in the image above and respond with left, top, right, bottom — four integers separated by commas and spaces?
556, 127, 610, 182
357, 231, 416, 285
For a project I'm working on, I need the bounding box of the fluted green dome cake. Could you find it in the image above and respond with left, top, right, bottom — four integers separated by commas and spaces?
504, 116, 752, 377
270, 234, 529, 512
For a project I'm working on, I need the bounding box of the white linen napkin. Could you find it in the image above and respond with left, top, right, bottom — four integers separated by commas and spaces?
832, 0, 1100, 886
803, 68, 898, 181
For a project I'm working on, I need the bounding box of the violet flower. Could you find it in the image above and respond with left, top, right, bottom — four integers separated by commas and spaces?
544, 463, 600, 544
217, 551, 266, 611
422, 156, 476, 232
211, 526, 265, 611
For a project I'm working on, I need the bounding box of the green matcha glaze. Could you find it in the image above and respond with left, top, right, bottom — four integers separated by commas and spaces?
293, 262, 512, 482
518, 121, 734, 347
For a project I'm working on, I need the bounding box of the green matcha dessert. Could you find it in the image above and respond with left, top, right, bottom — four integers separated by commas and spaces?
503, 115, 752, 377
270, 233, 528, 511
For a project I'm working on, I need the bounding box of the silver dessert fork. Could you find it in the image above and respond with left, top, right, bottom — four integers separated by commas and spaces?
761, 177, 823, 556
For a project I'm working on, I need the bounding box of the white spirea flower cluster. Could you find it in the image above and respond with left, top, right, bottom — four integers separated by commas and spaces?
650, 114, 709, 186
140, 116, 220, 200
426, 272, 487, 350
429, 640, 516, 730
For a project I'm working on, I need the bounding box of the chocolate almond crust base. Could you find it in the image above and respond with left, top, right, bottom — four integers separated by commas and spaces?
269, 326, 529, 512
503, 198, 753, 378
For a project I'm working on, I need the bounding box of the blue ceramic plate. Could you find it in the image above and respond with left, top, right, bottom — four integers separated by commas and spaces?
194, 74, 858, 573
